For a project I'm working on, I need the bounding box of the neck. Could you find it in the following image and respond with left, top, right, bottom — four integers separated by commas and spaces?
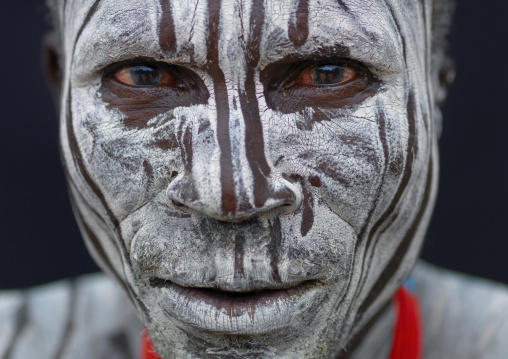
339, 301, 395, 359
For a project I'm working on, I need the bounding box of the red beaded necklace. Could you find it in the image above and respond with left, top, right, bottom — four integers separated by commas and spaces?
388, 286, 423, 359
140, 287, 422, 359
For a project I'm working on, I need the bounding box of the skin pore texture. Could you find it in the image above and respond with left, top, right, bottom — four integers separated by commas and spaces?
42, 0, 453, 358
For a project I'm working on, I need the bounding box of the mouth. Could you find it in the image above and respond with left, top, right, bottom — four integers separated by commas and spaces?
148, 277, 328, 335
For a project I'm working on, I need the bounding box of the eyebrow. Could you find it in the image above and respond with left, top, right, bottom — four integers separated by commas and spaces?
72, 0, 404, 79
259, 1, 404, 73
73, 0, 210, 79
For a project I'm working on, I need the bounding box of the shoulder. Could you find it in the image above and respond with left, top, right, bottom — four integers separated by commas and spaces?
413, 261, 508, 359
0, 273, 141, 359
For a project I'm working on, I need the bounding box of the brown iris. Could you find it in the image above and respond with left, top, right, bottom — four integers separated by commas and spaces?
113, 65, 174, 87
295, 64, 357, 86
260, 59, 376, 114
101, 61, 210, 128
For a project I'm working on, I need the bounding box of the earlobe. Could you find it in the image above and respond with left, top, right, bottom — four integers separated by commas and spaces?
42, 31, 63, 113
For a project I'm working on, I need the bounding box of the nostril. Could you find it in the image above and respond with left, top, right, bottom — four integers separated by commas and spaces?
281, 173, 301, 184
171, 199, 185, 208
272, 176, 303, 216
169, 199, 194, 216
167, 171, 186, 208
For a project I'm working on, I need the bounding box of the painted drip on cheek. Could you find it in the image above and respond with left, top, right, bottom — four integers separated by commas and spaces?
143, 160, 154, 186
308, 175, 321, 187
267, 216, 283, 283
65, 98, 152, 318
300, 184, 314, 237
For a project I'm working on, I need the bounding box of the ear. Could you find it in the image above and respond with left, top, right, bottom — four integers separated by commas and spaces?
431, 42, 456, 138
42, 31, 63, 114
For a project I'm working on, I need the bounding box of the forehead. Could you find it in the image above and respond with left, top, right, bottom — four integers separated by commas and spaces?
68, 0, 427, 77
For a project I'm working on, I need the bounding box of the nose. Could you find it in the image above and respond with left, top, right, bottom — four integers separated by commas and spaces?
167, 172, 300, 222
166, 92, 301, 222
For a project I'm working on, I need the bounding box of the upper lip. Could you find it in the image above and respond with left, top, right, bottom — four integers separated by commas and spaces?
149, 276, 321, 292
149, 275, 326, 293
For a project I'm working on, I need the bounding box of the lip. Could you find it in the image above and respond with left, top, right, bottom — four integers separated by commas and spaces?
149, 278, 328, 335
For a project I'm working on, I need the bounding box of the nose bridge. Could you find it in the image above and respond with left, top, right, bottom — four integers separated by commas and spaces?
167, 80, 298, 221
216, 0, 274, 216
222, 84, 272, 216
168, 0, 299, 221
193, 81, 284, 220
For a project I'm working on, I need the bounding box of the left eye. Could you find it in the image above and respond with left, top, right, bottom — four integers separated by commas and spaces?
295, 64, 357, 86
113, 65, 173, 87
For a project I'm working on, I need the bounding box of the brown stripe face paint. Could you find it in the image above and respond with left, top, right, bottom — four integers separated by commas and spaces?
158, 0, 177, 53
288, 0, 309, 48
300, 183, 314, 237
239, 0, 272, 209
359, 157, 434, 316
64, 0, 152, 322
206, 0, 236, 216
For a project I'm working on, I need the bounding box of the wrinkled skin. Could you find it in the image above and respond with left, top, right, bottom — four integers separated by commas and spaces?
52, 0, 439, 357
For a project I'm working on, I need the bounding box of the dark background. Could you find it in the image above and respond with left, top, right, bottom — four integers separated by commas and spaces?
1, 1, 507, 289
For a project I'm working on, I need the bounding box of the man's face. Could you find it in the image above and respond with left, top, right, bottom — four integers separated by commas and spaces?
59, 0, 437, 357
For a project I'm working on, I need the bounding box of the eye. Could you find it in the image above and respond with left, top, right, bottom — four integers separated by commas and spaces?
260, 58, 376, 113
295, 64, 357, 86
101, 60, 210, 128
113, 65, 174, 87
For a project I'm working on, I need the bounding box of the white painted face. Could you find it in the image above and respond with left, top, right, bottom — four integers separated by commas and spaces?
58, 0, 438, 357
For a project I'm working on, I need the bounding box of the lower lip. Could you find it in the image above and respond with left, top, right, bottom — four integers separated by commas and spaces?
151, 280, 326, 334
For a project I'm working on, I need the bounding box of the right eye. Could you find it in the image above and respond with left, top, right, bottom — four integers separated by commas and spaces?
295, 64, 358, 87
112, 65, 174, 87
101, 60, 210, 128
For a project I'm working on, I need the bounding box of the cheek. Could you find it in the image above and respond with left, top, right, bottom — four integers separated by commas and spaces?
264, 99, 406, 232
69, 85, 209, 219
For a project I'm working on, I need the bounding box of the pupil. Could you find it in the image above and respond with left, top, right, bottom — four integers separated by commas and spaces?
312, 65, 345, 85
129, 65, 162, 86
